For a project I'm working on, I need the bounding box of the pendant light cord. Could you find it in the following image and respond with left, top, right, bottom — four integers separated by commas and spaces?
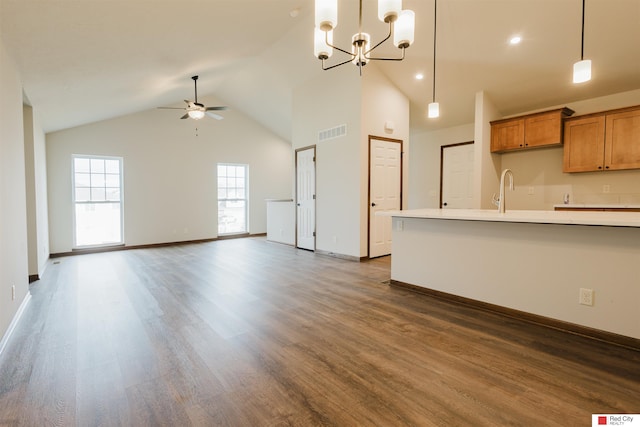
580, 0, 585, 60
432, 0, 437, 103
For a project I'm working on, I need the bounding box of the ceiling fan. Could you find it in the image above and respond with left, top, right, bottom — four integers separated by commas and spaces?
158, 75, 228, 120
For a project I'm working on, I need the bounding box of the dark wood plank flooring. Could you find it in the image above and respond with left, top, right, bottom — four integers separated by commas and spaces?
0, 237, 638, 426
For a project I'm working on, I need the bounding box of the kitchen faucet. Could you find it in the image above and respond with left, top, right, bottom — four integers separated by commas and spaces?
492, 169, 514, 213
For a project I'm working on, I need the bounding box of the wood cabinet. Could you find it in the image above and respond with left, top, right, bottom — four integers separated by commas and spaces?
563, 105, 640, 173
490, 107, 574, 153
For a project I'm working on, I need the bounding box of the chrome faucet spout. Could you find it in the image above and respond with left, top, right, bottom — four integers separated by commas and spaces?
498, 168, 514, 213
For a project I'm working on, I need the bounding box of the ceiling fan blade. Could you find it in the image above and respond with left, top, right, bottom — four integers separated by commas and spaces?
180, 113, 189, 120
205, 106, 228, 111
184, 99, 191, 105
157, 107, 186, 110
206, 111, 224, 120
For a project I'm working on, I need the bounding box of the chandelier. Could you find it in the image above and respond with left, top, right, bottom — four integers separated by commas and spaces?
314, 0, 415, 75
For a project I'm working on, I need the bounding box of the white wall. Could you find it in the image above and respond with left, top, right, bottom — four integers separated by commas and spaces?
23, 105, 50, 278
46, 96, 292, 253
292, 67, 362, 258
292, 65, 410, 258
499, 89, 640, 210
474, 91, 502, 209
0, 36, 30, 342
409, 123, 474, 209
361, 66, 410, 256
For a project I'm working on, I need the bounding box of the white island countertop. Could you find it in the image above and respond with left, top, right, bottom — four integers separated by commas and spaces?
381, 208, 640, 228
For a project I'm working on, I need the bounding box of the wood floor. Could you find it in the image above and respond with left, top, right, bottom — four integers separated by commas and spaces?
0, 237, 638, 426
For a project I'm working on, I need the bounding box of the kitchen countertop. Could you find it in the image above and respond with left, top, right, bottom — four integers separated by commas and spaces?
381, 208, 640, 228
553, 203, 640, 209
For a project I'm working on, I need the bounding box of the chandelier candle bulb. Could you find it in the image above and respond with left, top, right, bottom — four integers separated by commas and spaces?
378, 0, 402, 22
394, 10, 415, 48
315, 0, 337, 31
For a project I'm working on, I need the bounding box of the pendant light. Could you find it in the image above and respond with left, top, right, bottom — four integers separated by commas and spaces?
428, 0, 439, 118
573, 0, 591, 84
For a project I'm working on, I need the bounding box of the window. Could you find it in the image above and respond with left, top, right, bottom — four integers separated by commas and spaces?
217, 163, 248, 235
73, 155, 123, 247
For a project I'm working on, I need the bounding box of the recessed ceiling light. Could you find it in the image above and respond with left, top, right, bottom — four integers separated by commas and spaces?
509, 36, 522, 45
415, 73, 424, 80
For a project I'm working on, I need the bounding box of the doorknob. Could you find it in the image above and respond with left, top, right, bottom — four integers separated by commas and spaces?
371, 202, 377, 207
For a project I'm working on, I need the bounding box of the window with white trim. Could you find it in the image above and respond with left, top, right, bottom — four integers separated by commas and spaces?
217, 163, 248, 235
73, 155, 123, 247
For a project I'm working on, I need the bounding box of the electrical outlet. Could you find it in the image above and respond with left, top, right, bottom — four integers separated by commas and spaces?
603, 184, 610, 193
12, 285, 15, 301
579, 288, 594, 306
396, 220, 404, 231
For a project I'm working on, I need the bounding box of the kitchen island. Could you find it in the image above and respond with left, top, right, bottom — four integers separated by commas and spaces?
384, 209, 640, 343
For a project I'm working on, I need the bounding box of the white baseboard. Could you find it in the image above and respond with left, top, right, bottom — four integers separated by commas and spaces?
0, 291, 32, 359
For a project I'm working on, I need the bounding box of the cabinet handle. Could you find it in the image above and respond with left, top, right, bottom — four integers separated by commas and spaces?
605, 166, 610, 169
598, 166, 602, 169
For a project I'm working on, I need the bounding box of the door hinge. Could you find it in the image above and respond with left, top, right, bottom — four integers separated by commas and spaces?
313, 194, 316, 199
313, 231, 316, 237
313, 156, 316, 162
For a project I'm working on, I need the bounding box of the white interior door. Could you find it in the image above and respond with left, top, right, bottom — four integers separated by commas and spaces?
441, 143, 474, 209
369, 138, 401, 258
296, 147, 315, 251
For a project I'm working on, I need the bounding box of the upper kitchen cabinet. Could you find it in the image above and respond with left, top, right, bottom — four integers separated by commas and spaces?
490, 107, 574, 153
563, 105, 640, 173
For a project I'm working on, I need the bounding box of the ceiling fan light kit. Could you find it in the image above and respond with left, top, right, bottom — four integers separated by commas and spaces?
187, 110, 206, 120
314, 0, 415, 74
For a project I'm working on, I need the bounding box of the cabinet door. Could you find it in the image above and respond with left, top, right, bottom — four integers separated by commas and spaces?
563, 115, 606, 172
605, 109, 640, 171
490, 119, 524, 152
524, 112, 563, 148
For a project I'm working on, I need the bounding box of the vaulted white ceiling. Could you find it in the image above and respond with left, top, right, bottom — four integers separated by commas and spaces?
1, 0, 639, 140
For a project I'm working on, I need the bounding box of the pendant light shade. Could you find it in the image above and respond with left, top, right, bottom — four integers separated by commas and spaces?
393, 10, 415, 48
428, 102, 440, 118
573, 59, 591, 84
314, 27, 333, 59
351, 33, 371, 67
573, 0, 591, 84
428, 0, 439, 119
378, 0, 402, 23
315, 0, 338, 31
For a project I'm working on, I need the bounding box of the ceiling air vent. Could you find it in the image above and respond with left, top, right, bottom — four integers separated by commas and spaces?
318, 124, 347, 142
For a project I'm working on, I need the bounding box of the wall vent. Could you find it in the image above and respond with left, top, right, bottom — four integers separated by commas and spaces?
318, 124, 347, 142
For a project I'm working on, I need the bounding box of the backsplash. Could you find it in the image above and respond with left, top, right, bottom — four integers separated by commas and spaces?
501, 148, 640, 210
